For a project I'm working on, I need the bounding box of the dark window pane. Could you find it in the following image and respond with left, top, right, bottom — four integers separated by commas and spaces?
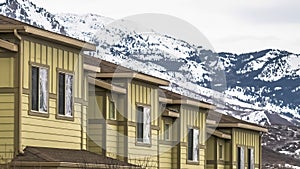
238, 147, 241, 169
219, 145, 223, 159
31, 67, 39, 111
188, 129, 193, 160
248, 148, 254, 169
58, 73, 65, 115
137, 106, 143, 142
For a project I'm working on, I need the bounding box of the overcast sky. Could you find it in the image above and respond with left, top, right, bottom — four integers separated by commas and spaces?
30, 0, 300, 54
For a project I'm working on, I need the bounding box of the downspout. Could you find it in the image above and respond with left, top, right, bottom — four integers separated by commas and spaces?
14, 29, 22, 154
259, 132, 262, 169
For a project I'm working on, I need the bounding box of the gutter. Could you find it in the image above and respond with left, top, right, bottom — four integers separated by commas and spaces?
14, 29, 22, 154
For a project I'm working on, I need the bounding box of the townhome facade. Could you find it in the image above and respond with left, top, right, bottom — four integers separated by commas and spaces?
206, 112, 268, 169
85, 55, 170, 168
0, 15, 268, 169
0, 15, 136, 168
158, 90, 214, 169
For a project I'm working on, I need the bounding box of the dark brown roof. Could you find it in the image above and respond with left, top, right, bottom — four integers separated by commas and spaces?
84, 54, 133, 73
12, 146, 135, 166
84, 55, 170, 86
207, 111, 253, 124
0, 15, 95, 50
207, 111, 268, 132
159, 88, 214, 108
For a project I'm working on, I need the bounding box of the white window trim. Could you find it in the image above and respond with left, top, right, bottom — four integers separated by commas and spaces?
108, 99, 116, 120
248, 148, 255, 169
238, 146, 245, 169
188, 127, 199, 162
57, 70, 74, 118
164, 123, 171, 141
219, 144, 223, 160
136, 104, 151, 144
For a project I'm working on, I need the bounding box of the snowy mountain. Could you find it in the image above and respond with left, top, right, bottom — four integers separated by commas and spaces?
1, 0, 300, 163
1, 0, 300, 127
219, 50, 300, 126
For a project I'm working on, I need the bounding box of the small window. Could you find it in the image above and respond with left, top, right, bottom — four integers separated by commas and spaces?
187, 128, 199, 162
109, 100, 116, 120
31, 66, 48, 113
237, 147, 245, 169
164, 123, 170, 141
136, 105, 151, 144
248, 148, 254, 169
58, 72, 73, 117
219, 144, 223, 159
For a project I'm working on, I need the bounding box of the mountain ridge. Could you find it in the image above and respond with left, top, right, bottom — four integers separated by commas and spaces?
1, 0, 300, 166
1, 0, 300, 127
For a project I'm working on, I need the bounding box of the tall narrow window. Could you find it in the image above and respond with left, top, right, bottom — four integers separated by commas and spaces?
58, 72, 73, 117
219, 144, 223, 159
109, 100, 116, 120
248, 148, 254, 169
31, 66, 48, 113
187, 128, 199, 162
238, 147, 245, 169
164, 123, 170, 141
136, 105, 150, 144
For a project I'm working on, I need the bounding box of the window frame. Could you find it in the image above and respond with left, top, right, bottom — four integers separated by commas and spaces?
187, 127, 200, 164
237, 146, 245, 169
56, 68, 74, 121
219, 143, 223, 160
28, 63, 50, 118
247, 147, 255, 169
164, 123, 171, 141
135, 103, 152, 146
108, 97, 117, 120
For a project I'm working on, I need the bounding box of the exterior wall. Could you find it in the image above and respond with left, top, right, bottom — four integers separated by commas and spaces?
87, 92, 105, 155
206, 136, 216, 169
0, 48, 17, 164
0, 93, 15, 164
179, 105, 206, 169
206, 135, 231, 169
0, 57, 15, 87
20, 37, 87, 151
126, 81, 159, 169
158, 116, 178, 169
87, 89, 126, 161
231, 128, 261, 169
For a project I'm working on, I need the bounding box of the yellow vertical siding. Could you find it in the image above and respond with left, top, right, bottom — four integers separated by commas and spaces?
231, 129, 261, 169
22, 40, 82, 96
20, 39, 86, 151
126, 81, 160, 168
178, 105, 206, 169
0, 94, 15, 164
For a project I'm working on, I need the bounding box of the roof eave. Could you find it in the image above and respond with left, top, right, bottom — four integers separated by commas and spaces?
209, 123, 268, 133
93, 72, 170, 86
0, 25, 96, 51
0, 39, 18, 52
23, 26, 96, 51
